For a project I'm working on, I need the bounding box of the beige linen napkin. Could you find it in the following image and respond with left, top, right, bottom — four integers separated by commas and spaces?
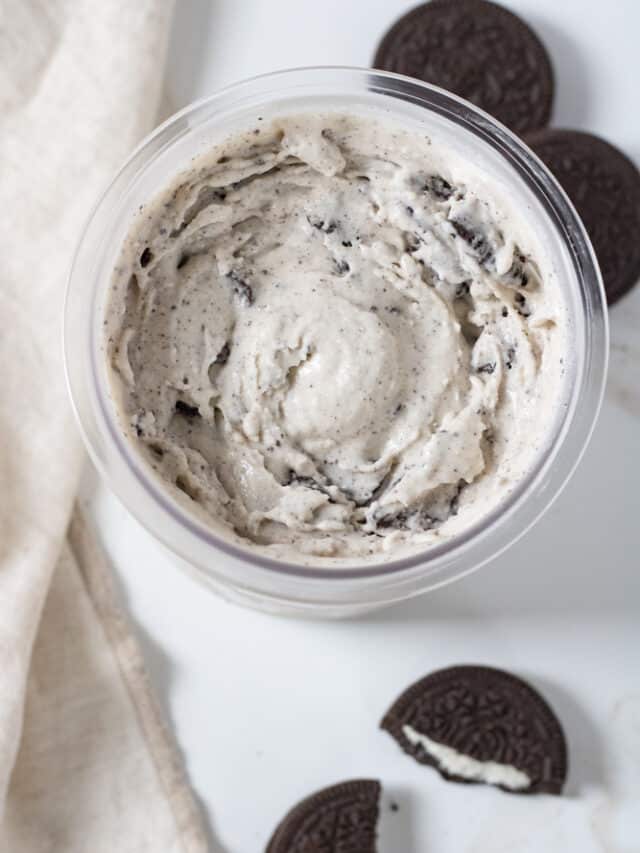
0, 2, 208, 850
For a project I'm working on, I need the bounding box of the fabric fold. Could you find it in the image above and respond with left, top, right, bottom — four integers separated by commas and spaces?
1, 509, 208, 853
0, 1, 208, 849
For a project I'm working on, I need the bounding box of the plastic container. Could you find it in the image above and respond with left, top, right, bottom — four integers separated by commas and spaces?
64, 67, 608, 617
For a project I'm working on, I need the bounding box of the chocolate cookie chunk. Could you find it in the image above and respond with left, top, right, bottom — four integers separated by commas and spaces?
526, 129, 640, 305
381, 665, 567, 795
373, 0, 554, 135
266, 779, 380, 852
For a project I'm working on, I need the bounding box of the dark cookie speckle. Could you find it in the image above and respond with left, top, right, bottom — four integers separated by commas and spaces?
425, 174, 454, 200
175, 400, 200, 418
140, 247, 153, 268
227, 271, 254, 306
451, 220, 494, 267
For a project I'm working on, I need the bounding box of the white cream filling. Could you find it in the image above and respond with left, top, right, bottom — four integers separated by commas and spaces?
402, 724, 531, 790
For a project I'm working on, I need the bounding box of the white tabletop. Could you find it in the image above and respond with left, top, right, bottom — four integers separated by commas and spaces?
81, 1, 640, 850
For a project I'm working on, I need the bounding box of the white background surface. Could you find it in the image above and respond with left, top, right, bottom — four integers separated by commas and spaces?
81, 1, 640, 850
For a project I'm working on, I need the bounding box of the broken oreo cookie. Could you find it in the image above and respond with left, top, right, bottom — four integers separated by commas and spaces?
373, 0, 554, 135
266, 779, 380, 853
381, 665, 567, 795
526, 129, 640, 305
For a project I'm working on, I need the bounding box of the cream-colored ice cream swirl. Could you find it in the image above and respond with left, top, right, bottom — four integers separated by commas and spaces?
104, 112, 567, 560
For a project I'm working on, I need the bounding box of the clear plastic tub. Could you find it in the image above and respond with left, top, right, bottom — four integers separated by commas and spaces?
64, 67, 608, 617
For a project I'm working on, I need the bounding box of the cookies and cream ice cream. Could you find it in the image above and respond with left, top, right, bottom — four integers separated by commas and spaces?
103, 112, 568, 562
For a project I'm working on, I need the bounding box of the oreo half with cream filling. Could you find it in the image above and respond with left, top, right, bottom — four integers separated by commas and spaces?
381, 665, 567, 795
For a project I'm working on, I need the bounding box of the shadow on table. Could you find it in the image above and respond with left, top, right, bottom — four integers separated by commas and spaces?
111, 564, 231, 853
359, 395, 639, 625
162, 0, 218, 113
528, 13, 593, 129
525, 674, 609, 797
378, 784, 420, 853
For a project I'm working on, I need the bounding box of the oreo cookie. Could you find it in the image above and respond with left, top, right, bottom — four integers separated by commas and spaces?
373, 0, 554, 135
381, 665, 567, 795
266, 779, 380, 852
526, 129, 640, 305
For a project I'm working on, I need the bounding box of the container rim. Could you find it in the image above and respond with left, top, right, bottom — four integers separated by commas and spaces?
64, 66, 609, 593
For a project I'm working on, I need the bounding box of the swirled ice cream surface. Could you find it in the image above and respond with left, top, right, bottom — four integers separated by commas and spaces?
104, 112, 568, 563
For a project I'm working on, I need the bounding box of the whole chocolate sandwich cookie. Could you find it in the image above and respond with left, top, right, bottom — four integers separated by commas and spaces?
373, 0, 554, 135
381, 665, 567, 795
526, 129, 640, 305
266, 779, 381, 852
